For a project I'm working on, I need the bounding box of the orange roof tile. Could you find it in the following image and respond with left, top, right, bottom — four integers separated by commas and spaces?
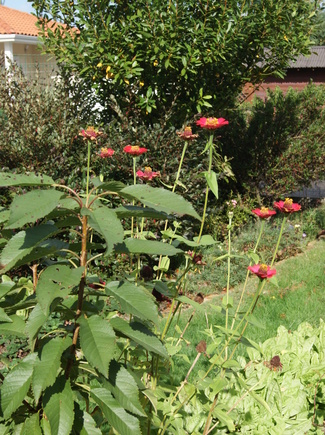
0, 5, 39, 36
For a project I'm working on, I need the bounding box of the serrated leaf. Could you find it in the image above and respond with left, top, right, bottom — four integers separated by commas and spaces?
0, 314, 26, 337
0, 353, 37, 419
32, 337, 72, 403
105, 361, 146, 417
0, 224, 61, 274
6, 190, 64, 229
110, 318, 168, 358
0, 172, 54, 187
120, 185, 200, 220
80, 411, 102, 435
36, 265, 84, 315
82, 207, 124, 256
161, 233, 217, 247
26, 303, 48, 341
90, 388, 141, 435
106, 281, 159, 324
115, 238, 182, 256
79, 315, 116, 377
43, 376, 74, 435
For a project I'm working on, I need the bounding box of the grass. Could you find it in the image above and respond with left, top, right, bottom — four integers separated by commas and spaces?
163, 239, 325, 384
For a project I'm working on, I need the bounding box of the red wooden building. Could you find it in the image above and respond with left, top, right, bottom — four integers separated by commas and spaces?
242, 46, 325, 101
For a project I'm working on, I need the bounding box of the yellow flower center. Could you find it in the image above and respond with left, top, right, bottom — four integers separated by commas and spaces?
184, 126, 193, 136
130, 146, 140, 152
284, 198, 293, 209
260, 207, 269, 214
206, 117, 219, 126
144, 167, 152, 172
259, 264, 268, 273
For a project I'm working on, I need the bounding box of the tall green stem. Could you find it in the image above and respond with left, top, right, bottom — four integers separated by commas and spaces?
271, 216, 287, 266
197, 134, 213, 243
231, 219, 265, 329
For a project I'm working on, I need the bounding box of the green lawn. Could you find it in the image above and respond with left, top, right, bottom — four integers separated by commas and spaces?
163, 239, 325, 383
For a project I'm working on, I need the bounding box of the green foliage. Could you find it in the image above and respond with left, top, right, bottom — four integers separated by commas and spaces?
0, 162, 210, 433
31, 0, 317, 124
219, 84, 325, 204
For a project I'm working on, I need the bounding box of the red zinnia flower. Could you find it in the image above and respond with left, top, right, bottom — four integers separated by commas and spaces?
248, 264, 276, 279
99, 147, 114, 158
274, 198, 301, 213
79, 126, 102, 141
196, 117, 229, 130
176, 126, 199, 141
123, 145, 148, 156
136, 166, 160, 181
252, 207, 276, 219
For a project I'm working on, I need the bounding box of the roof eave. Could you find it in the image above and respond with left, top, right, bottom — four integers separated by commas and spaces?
0, 34, 41, 44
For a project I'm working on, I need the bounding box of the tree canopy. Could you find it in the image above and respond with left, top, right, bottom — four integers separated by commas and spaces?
31, 0, 319, 125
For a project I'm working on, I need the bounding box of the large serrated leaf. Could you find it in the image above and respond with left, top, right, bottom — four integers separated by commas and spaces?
6, 190, 64, 229
82, 207, 124, 256
120, 184, 201, 220
43, 377, 74, 435
110, 318, 168, 358
92, 179, 126, 192
32, 337, 72, 403
26, 304, 48, 342
90, 388, 141, 435
0, 314, 26, 337
106, 281, 158, 325
105, 361, 146, 417
0, 353, 37, 419
0, 224, 61, 274
0, 172, 54, 187
115, 238, 182, 256
79, 315, 116, 378
36, 265, 84, 315
0, 307, 12, 323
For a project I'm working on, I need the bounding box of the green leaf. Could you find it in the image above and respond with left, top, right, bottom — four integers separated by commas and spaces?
90, 388, 141, 435
26, 303, 49, 341
82, 207, 124, 256
120, 185, 200, 220
43, 376, 74, 435
110, 318, 168, 358
92, 179, 126, 192
0, 172, 54, 187
203, 170, 218, 199
80, 412, 102, 435
79, 315, 116, 377
6, 190, 63, 229
0, 314, 26, 337
0, 353, 37, 419
115, 205, 169, 220
212, 406, 235, 432
176, 295, 206, 312
0, 224, 60, 274
32, 337, 72, 403
106, 281, 159, 324
105, 361, 146, 417
115, 238, 182, 256
36, 265, 84, 315
161, 233, 217, 247
21, 413, 42, 435
0, 307, 12, 323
